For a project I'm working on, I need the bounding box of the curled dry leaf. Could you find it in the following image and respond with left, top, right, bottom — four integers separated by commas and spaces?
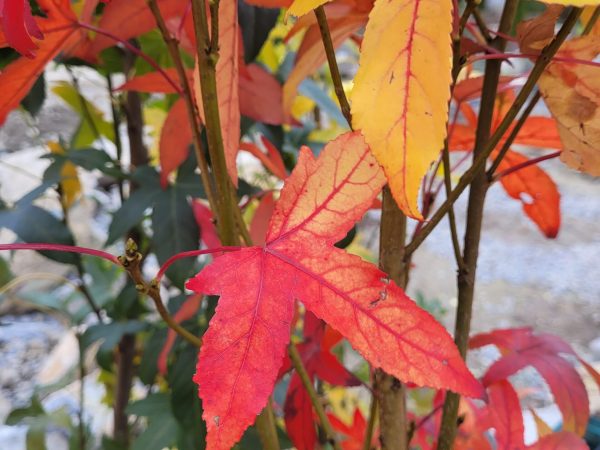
186, 131, 482, 449
351, 0, 453, 219
539, 34, 600, 176
517, 5, 563, 54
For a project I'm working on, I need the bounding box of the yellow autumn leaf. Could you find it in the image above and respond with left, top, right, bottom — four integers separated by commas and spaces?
351, 0, 453, 219
48, 141, 81, 209
287, 0, 332, 18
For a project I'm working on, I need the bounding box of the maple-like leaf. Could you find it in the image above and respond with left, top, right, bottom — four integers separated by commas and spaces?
186, 131, 483, 449
0, 0, 43, 57
0, 0, 80, 124
470, 328, 591, 435
538, 34, 600, 176
536, 0, 600, 5
351, 0, 453, 219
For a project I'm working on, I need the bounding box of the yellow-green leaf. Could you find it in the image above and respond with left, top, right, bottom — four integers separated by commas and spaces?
538, 0, 600, 6
351, 0, 453, 219
287, 0, 332, 17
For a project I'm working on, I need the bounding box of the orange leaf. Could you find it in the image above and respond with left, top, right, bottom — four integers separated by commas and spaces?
239, 64, 287, 125
186, 131, 483, 449
116, 68, 182, 94
192, 200, 221, 250
517, 5, 564, 54
283, 12, 365, 117
89, 0, 189, 56
351, 0, 453, 219
194, 1, 240, 186
249, 191, 276, 245
239, 136, 287, 180
0, 3, 79, 124
495, 150, 560, 238
159, 98, 193, 187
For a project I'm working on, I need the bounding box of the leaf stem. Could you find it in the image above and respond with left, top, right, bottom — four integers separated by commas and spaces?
314, 5, 352, 127
404, 7, 582, 259
493, 150, 561, 180
288, 343, 342, 450
147, 0, 218, 213
0, 243, 120, 265
154, 246, 241, 282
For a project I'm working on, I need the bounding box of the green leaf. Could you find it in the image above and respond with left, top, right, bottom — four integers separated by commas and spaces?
106, 185, 161, 245
52, 82, 115, 147
21, 73, 46, 117
168, 345, 206, 450
128, 394, 178, 450
151, 188, 199, 288
138, 327, 167, 385
127, 393, 171, 417
0, 256, 13, 287
81, 321, 146, 354
0, 205, 78, 265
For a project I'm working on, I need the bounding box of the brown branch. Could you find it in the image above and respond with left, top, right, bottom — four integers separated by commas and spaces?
376, 187, 409, 450
314, 5, 352, 126
362, 391, 378, 450
147, 0, 218, 213
436, 0, 523, 447
190, 0, 239, 246
288, 343, 342, 450
404, 7, 582, 259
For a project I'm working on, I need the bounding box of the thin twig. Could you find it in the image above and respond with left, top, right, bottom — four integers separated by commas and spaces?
314, 5, 352, 126
405, 7, 582, 259
147, 0, 218, 213
362, 391, 378, 450
487, 91, 541, 177
105, 75, 125, 201
441, 144, 465, 270
493, 150, 561, 180
288, 343, 342, 450
583, 5, 600, 34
